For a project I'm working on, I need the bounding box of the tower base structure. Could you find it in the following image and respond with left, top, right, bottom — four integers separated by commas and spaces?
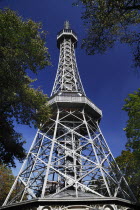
0, 197, 139, 210
1, 97, 138, 210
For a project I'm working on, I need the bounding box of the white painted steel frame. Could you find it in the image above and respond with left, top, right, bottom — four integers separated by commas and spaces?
3, 22, 136, 208
3, 108, 136, 205
51, 36, 85, 96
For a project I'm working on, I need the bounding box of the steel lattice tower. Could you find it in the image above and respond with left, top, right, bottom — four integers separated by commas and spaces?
2, 22, 137, 210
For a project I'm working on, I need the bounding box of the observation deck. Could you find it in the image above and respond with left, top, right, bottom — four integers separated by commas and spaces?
57, 25, 77, 48
49, 93, 102, 121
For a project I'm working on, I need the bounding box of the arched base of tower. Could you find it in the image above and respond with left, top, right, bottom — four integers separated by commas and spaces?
0, 197, 139, 210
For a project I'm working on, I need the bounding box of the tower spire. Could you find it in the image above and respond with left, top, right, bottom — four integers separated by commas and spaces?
51, 21, 85, 96
64, 20, 70, 29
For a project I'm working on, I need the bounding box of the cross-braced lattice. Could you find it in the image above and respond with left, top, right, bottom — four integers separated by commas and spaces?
3, 21, 136, 207
3, 108, 136, 205
51, 22, 85, 96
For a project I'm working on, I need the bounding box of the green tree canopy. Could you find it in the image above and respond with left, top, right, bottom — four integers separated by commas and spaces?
116, 150, 140, 201
73, 0, 140, 68
122, 88, 140, 157
115, 89, 140, 201
0, 9, 51, 167
0, 164, 15, 205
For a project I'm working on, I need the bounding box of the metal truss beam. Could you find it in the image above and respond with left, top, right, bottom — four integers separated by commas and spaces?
3, 108, 136, 206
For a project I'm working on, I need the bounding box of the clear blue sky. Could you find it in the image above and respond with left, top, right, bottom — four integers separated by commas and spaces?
1, 0, 140, 175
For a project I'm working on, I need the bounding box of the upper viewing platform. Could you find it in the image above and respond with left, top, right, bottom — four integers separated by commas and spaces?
57, 21, 77, 48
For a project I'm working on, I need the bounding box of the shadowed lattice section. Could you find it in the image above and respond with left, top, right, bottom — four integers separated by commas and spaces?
3, 109, 136, 205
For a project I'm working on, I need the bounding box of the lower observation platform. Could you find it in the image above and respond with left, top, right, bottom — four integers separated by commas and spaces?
0, 197, 139, 210
49, 93, 102, 121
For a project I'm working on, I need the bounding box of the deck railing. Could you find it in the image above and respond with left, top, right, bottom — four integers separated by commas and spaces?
57, 29, 77, 40
49, 95, 102, 116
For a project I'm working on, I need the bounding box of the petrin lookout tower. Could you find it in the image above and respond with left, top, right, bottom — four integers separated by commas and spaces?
2, 22, 137, 210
